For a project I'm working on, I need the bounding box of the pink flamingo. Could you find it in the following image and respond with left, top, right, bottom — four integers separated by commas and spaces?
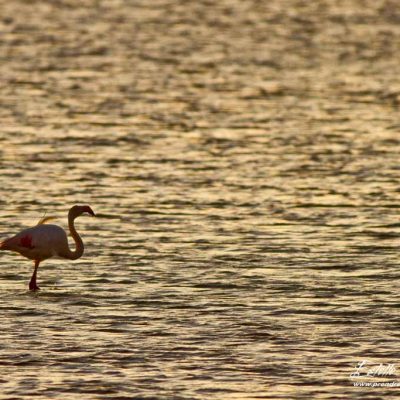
0, 205, 95, 291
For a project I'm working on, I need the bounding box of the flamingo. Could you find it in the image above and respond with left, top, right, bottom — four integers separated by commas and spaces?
0, 205, 95, 291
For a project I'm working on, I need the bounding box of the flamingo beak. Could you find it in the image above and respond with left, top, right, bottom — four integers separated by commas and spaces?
84, 206, 95, 216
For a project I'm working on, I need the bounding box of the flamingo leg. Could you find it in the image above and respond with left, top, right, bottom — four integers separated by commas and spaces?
29, 260, 40, 291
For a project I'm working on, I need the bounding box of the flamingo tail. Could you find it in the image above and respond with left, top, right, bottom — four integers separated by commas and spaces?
0, 238, 11, 250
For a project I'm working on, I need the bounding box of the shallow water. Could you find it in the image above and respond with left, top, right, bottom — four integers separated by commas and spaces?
1, 0, 400, 399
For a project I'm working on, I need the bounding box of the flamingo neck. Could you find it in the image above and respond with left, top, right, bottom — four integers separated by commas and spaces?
67, 212, 84, 260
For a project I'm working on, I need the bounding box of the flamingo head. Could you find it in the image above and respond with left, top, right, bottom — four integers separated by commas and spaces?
82, 205, 95, 216
69, 205, 96, 218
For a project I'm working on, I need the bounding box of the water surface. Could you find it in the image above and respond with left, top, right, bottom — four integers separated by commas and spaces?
1, 1, 400, 398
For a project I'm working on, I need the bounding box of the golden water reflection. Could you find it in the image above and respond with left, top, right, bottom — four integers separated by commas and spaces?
1, 0, 400, 399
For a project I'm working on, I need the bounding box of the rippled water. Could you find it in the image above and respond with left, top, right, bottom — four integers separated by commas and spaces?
1, 1, 400, 399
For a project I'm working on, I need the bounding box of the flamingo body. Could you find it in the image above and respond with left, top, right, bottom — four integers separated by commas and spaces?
0, 205, 95, 291
1, 224, 69, 261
